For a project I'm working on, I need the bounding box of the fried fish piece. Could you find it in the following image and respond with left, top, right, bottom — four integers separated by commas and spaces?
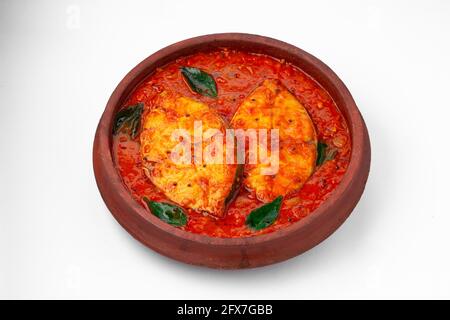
140, 92, 239, 218
231, 79, 317, 202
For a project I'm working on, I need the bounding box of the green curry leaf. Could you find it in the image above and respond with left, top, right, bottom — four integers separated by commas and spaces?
143, 197, 187, 227
180, 67, 218, 98
113, 103, 144, 139
316, 141, 337, 166
246, 196, 282, 230
224, 164, 244, 207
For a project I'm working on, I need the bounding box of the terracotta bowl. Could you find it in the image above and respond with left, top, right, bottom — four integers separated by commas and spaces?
93, 33, 371, 269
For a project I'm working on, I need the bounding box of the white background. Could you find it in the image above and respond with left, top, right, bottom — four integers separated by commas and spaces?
1, 0, 450, 299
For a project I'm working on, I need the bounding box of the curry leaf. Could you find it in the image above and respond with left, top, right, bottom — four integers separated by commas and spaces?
224, 164, 244, 207
246, 196, 282, 230
143, 197, 187, 227
113, 103, 144, 139
180, 67, 218, 98
316, 141, 337, 166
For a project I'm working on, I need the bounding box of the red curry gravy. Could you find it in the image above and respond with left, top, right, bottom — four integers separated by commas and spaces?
113, 49, 351, 238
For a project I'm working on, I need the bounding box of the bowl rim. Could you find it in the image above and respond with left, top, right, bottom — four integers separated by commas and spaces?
94, 32, 369, 247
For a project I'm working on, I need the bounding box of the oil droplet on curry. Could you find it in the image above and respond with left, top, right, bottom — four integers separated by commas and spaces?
112, 49, 351, 238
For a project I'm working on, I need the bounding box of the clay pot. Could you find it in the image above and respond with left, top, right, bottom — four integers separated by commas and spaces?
93, 33, 371, 269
